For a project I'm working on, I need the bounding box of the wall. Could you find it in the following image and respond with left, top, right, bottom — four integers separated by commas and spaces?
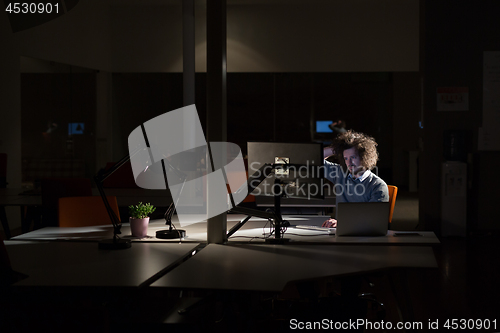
14, 1, 111, 71
226, 0, 419, 72
20, 73, 97, 175
421, 0, 500, 232
109, 4, 182, 72
0, 6, 22, 230
393, 72, 421, 190
108, 0, 419, 72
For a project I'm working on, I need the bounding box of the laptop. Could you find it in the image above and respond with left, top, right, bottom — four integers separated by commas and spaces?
335, 202, 390, 237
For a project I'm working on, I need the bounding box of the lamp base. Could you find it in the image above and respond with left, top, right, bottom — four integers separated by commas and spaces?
98, 238, 132, 250
156, 229, 186, 239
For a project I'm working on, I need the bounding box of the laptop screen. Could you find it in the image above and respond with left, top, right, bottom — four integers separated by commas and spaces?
336, 202, 390, 237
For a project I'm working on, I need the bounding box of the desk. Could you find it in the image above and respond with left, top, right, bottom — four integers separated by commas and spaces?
11, 214, 440, 245
226, 215, 440, 245
150, 242, 438, 325
151, 243, 437, 292
5, 240, 200, 287
4, 215, 439, 328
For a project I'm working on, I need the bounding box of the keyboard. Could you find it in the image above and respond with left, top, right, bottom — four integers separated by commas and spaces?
294, 225, 336, 234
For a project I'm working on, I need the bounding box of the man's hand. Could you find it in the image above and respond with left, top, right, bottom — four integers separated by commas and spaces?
322, 218, 337, 228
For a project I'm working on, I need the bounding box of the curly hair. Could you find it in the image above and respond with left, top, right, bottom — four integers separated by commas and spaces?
330, 130, 379, 170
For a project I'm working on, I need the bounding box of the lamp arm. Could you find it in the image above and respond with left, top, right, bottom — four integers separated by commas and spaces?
161, 157, 188, 228
94, 173, 122, 237
94, 147, 149, 249
93, 148, 142, 239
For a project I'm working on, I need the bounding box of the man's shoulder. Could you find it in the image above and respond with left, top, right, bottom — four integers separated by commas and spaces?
365, 171, 389, 202
366, 171, 389, 196
367, 170, 387, 185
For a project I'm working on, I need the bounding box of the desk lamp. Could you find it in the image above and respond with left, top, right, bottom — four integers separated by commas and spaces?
95, 150, 189, 247
156, 161, 187, 239
94, 154, 133, 250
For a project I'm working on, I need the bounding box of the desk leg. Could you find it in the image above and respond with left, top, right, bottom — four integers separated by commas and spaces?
0, 206, 11, 239
388, 268, 415, 324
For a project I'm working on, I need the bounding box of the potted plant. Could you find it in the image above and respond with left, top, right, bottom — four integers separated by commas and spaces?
128, 202, 156, 238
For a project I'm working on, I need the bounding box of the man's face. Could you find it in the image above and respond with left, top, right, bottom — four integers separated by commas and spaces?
343, 147, 363, 176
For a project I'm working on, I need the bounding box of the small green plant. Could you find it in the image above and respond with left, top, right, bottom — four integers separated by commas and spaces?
128, 202, 156, 219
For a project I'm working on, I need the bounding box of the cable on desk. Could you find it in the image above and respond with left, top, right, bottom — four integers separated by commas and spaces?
284, 232, 333, 237
227, 236, 268, 242
267, 218, 288, 239
171, 222, 183, 244
262, 217, 273, 239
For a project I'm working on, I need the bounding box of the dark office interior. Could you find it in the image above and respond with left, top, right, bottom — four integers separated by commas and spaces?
1, 0, 500, 331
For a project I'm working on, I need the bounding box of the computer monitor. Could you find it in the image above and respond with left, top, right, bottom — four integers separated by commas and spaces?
68, 122, 84, 135
316, 120, 333, 133
247, 142, 325, 201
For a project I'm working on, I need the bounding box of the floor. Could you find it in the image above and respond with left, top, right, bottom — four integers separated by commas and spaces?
369, 192, 500, 331
2, 192, 499, 332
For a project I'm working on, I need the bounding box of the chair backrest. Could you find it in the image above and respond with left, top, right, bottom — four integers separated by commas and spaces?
41, 178, 92, 227
387, 185, 398, 223
58, 196, 120, 228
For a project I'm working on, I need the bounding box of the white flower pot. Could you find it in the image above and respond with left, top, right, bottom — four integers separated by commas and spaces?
129, 217, 149, 238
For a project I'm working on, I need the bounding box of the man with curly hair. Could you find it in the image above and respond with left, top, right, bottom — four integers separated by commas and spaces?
322, 130, 389, 227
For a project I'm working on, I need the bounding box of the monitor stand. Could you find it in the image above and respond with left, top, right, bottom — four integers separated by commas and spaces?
264, 178, 290, 244
228, 178, 290, 243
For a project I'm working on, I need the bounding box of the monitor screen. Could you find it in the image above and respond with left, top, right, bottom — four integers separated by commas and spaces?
247, 142, 325, 200
68, 123, 84, 135
316, 121, 333, 133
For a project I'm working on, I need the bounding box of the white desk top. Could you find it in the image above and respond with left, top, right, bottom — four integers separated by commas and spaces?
227, 215, 440, 244
12, 214, 439, 245
12, 224, 117, 241
5, 240, 199, 287
151, 243, 438, 292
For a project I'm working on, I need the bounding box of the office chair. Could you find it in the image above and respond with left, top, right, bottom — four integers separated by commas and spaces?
58, 196, 120, 227
387, 185, 398, 224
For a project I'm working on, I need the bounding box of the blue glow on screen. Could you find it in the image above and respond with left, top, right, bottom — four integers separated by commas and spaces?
68, 123, 84, 135
316, 121, 333, 133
